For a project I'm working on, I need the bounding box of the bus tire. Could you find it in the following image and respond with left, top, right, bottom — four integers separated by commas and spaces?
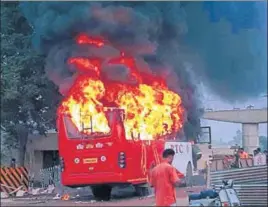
134, 185, 150, 197
91, 185, 112, 201
186, 162, 193, 187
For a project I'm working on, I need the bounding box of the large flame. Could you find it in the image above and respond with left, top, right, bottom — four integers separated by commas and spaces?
58, 34, 184, 140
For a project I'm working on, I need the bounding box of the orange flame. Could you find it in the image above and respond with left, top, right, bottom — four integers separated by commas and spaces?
76, 33, 105, 47
68, 57, 102, 76
58, 34, 184, 140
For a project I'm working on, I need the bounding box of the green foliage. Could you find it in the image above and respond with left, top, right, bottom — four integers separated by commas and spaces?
1, 2, 61, 147
0, 130, 16, 166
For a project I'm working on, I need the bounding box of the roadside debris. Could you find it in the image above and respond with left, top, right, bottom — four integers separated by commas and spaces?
16, 190, 27, 197
146, 194, 154, 198
47, 184, 55, 194
53, 193, 61, 200
1, 192, 9, 199
30, 188, 42, 195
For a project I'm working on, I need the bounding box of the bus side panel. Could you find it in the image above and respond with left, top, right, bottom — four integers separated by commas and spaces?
125, 140, 166, 185
145, 140, 165, 173
123, 141, 146, 183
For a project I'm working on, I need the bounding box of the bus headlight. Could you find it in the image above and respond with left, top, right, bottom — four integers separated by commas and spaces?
100, 156, 106, 162
74, 158, 80, 164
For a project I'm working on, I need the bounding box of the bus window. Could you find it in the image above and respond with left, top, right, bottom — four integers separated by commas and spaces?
63, 114, 111, 139
63, 116, 81, 138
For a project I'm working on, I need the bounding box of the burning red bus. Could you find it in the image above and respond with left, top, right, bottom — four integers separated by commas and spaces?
57, 34, 197, 200
57, 108, 195, 200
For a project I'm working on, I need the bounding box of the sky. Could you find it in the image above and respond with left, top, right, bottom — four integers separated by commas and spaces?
185, 1, 267, 143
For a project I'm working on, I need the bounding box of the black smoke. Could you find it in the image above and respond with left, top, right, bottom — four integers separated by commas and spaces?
19, 1, 267, 139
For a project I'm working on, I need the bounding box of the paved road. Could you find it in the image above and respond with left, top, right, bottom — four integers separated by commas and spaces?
1, 186, 205, 206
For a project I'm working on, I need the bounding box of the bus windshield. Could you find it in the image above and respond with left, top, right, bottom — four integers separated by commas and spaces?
63, 112, 113, 139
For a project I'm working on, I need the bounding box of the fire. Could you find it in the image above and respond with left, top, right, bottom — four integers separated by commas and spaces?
68, 57, 102, 76
115, 84, 183, 139
76, 33, 105, 47
59, 76, 110, 134
58, 34, 184, 140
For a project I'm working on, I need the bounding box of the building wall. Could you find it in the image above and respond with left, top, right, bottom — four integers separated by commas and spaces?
28, 132, 58, 151
25, 132, 58, 181
1, 130, 59, 181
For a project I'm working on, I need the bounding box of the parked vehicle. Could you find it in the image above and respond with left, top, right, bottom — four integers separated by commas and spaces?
189, 179, 241, 207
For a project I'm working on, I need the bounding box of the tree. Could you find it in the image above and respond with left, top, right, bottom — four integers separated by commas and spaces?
1, 2, 61, 166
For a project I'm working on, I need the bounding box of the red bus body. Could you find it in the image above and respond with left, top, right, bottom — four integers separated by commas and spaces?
57, 108, 185, 188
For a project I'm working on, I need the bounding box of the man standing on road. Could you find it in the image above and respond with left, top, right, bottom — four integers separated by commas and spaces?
150, 149, 182, 206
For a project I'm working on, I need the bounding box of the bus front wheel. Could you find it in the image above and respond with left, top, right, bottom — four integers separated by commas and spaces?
134, 184, 150, 197
91, 185, 112, 201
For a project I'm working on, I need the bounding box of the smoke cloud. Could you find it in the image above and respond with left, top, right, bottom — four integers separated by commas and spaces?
19, 1, 267, 139
183, 2, 267, 101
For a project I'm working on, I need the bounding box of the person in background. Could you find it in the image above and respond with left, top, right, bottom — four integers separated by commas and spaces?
256, 148, 262, 154
191, 141, 202, 172
150, 149, 183, 206
253, 148, 266, 166
10, 158, 16, 168
232, 148, 240, 168
253, 148, 262, 157
238, 148, 249, 159
253, 149, 258, 156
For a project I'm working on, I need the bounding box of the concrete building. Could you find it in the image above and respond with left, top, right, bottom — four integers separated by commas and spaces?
203, 108, 267, 154
25, 130, 58, 181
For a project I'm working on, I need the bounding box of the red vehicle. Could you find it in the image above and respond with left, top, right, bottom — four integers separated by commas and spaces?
56, 33, 201, 200
57, 107, 196, 200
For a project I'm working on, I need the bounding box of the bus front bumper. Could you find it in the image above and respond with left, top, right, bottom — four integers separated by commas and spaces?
61, 172, 147, 187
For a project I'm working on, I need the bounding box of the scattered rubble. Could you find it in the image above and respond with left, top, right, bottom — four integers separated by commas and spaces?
30, 188, 42, 195
47, 184, 55, 194
1, 192, 9, 199
15, 190, 27, 197
53, 194, 61, 200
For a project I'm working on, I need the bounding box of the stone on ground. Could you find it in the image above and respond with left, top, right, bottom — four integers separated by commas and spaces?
31, 188, 42, 195
1, 192, 9, 199
16, 190, 27, 197
47, 184, 55, 194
